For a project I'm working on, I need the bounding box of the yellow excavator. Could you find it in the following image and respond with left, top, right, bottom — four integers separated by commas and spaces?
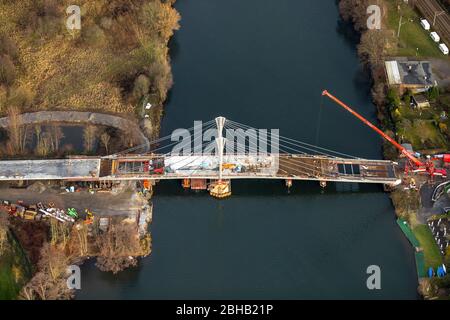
84, 209, 95, 225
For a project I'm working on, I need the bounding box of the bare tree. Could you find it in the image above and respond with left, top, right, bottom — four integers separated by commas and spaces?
0, 212, 10, 255
35, 129, 52, 157
357, 29, 392, 67
69, 224, 89, 257
19, 243, 74, 300
49, 125, 64, 152
50, 219, 71, 247
6, 106, 27, 155
95, 223, 141, 274
100, 131, 111, 154
339, 0, 372, 32
83, 125, 97, 153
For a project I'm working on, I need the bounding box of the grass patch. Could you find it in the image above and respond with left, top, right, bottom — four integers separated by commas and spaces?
0, 232, 32, 300
396, 117, 447, 150
413, 224, 443, 269
385, 0, 444, 58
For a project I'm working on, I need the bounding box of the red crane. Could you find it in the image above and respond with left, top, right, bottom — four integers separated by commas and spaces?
321, 90, 446, 178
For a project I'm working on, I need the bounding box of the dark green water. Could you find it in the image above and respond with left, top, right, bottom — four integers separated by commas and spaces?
77, 0, 419, 299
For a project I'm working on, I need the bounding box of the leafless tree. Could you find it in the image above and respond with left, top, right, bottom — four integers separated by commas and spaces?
19, 242, 74, 300
35, 128, 52, 156
83, 125, 97, 153
49, 125, 64, 152
100, 131, 111, 154
95, 222, 141, 274
358, 29, 392, 67
6, 106, 28, 155
69, 224, 89, 257
0, 212, 10, 255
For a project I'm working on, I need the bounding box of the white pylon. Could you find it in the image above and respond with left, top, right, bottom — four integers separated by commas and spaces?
215, 116, 226, 182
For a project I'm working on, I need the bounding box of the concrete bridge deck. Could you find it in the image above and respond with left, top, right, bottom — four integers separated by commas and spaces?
0, 154, 400, 185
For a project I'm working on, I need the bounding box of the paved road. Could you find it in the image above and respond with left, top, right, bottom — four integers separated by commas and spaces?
418, 181, 450, 222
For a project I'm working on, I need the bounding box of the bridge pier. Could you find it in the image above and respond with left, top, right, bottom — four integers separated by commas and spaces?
209, 180, 232, 199
285, 179, 292, 189
182, 178, 190, 189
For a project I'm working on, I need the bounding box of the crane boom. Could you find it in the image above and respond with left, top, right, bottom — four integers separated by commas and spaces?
321, 90, 424, 167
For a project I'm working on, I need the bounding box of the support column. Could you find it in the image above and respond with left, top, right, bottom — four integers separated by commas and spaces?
210, 116, 231, 198
215, 116, 226, 182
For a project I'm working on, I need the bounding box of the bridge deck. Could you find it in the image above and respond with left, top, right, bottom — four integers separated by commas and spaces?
277, 155, 396, 183
0, 159, 100, 180
107, 154, 399, 184
0, 155, 399, 184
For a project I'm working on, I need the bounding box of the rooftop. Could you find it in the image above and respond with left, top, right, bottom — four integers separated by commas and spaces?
385, 59, 436, 87
412, 94, 429, 104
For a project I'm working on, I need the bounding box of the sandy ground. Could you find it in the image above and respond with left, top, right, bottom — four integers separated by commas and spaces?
0, 185, 144, 216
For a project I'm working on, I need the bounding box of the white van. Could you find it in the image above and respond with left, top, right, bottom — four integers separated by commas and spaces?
430, 32, 440, 42
420, 19, 430, 30
439, 43, 449, 55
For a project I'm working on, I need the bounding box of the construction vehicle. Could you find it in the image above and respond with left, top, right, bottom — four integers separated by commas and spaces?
8, 204, 25, 218
222, 163, 237, 170
152, 167, 164, 174
67, 208, 78, 219
23, 210, 37, 220
432, 154, 450, 165
322, 90, 447, 179
23, 204, 38, 220
143, 180, 151, 190
84, 209, 94, 225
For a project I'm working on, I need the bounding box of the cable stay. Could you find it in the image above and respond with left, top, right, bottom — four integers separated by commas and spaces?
224, 120, 361, 159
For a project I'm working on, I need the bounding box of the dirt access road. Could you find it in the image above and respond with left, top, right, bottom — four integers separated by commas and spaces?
0, 185, 146, 217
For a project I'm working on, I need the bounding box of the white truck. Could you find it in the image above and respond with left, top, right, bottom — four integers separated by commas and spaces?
439, 43, 449, 55
420, 19, 430, 30
430, 32, 440, 42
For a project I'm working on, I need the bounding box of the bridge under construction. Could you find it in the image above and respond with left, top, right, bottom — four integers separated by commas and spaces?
0, 154, 399, 185
0, 91, 446, 198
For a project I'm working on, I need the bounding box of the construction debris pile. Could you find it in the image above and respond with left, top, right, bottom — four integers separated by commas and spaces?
0, 200, 94, 225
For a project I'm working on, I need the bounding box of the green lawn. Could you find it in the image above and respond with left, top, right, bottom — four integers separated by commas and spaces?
396, 117, 448, 150
0, 232, 32, 300
386, 1, 444, 58
413, 224, 443, 269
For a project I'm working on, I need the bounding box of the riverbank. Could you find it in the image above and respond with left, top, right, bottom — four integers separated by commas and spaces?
338, 0, 450, 299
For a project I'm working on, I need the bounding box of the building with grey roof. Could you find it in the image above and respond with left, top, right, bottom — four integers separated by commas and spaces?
385, 58, 437, 92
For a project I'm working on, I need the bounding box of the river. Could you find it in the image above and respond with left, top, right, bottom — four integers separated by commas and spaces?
77, 0, 419, 299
